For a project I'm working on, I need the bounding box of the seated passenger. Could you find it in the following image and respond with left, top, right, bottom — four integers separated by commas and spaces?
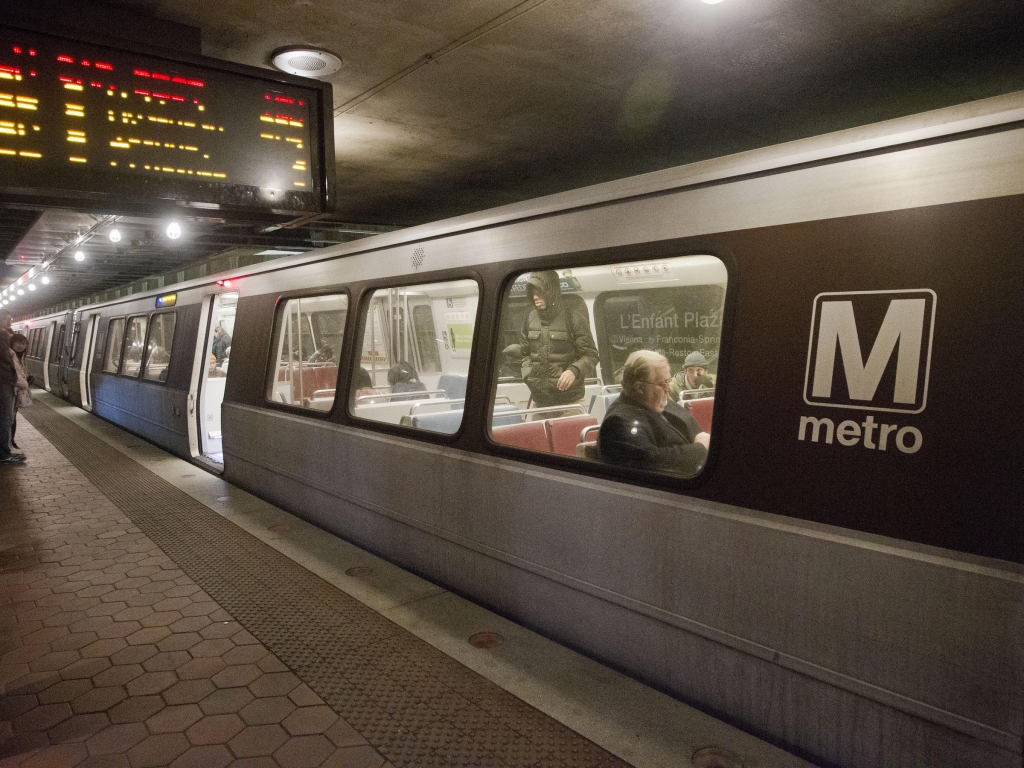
497, 343, 523, 380
599, 350, 710, 475
387, 361, 427, 400
208, 354, 227, 378
212, 325, 232, 364
670, 351, 715, 401
353, 367, 378, 400
307, 345, 335, 364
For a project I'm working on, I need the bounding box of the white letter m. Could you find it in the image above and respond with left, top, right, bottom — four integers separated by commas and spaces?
812, 299, 925, 404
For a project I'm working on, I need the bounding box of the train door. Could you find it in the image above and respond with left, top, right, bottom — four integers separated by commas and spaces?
190, 291, 237, 464
41, 321, 56, 390
57, 317, 77, 399
79, 314, 100, 411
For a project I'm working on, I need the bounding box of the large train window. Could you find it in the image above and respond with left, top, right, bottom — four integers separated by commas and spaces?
487, 256, 727, 479
143, 312, 176, 383
120, 315, 149, 377
266, 293, 349, 412
102, 317, 126, 373
349, 279, 479, 434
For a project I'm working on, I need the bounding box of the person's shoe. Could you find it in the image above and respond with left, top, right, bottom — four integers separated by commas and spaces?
1, 454, 26, 464
11, 441, 18, 449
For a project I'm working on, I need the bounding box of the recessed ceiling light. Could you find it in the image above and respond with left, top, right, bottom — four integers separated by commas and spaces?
74, 250, 85, 262
109, 228, 121, 242
28, 283, 35, 291
166, 221, 182, 239
41, 276, 49, 284
272, 47, 343, 78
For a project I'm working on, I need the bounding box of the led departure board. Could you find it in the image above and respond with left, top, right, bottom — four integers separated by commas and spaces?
0, 26, 333, 215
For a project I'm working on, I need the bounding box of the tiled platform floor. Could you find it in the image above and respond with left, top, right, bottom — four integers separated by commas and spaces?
0, 411, 629, 768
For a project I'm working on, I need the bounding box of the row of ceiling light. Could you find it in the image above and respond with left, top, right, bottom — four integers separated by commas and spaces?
1, 219, 186, 308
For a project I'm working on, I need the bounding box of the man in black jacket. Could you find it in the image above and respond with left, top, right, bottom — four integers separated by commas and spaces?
0, 310, 25, 464
519, 271, 598, 410
599, 350, 710, 476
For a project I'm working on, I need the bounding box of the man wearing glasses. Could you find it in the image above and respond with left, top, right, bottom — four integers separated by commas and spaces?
599, 350, 710, 476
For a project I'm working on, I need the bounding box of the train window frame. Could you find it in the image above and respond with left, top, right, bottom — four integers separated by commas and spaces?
264, 290, 351, 416
141, 311, 177, 384
483, 253, 732, 486
346, 274, 484, 440
50, 324, 65, 364
102, 317, 127, 374
118, 314, 149, 378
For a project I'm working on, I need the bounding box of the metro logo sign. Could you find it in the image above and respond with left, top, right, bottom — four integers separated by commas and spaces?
803, 290, 936, 413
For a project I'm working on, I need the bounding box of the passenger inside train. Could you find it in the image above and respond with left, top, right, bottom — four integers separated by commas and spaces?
488, 255, 725, 478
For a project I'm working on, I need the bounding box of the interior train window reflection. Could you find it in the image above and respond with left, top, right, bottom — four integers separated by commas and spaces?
267, 293, 348, 412
349, 279, 479, 434
143, 312, 176, 383
103, 317, 126, 373
488, 257, 728, 479
120, 315, 148, 377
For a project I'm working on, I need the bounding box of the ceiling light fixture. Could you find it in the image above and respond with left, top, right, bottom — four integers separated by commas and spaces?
28, 283, 35, 291
166, 221, 182, 239
109, 228, 121, 242
17, 289, 24, 296
41, 275, 49, 284
271, 46, 343, 78
74, 250, 85, 262
701, 0, 726, 4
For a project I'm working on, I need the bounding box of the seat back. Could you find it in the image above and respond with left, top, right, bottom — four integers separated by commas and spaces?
491, 420, 549, 452
405, 409, 464, 434
438, 373, 468, 400
491, 404, 524, 427
686, 397, 714, 433
588, 392, 619, 422
546, 414, 599, 456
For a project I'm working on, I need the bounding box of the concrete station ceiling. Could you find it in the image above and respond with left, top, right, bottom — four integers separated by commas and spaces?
2, 0, 1023, 315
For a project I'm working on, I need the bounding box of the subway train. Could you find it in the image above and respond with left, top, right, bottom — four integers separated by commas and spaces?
15, 91, 1024, 768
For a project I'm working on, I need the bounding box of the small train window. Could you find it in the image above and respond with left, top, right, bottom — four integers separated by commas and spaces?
266, 293, 349, 412
488, 256, 728, 479
349, 279, 479, 434
103, 317, 126, 373
120, 315, 149, 377
143, 312, 176, 383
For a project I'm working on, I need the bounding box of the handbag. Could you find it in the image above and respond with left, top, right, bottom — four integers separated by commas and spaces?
17, 388, 32, 409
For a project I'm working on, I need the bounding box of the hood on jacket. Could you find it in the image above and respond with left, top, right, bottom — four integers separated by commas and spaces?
526, 270, 561, 314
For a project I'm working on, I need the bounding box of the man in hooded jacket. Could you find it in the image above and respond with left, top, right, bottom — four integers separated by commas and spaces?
0, 310, 24, 464
519, 271, 599, 409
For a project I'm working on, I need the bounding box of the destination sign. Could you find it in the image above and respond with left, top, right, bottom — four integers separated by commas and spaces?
0, 26, 332, 215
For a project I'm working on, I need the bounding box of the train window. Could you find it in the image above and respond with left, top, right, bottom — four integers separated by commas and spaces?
69, 322, 81, 366
349, 279, 479, 434
488, 257, 728, 480
143, 312, 176, 383
102, 318, 126, 373
50, 324, 65, 364
266, 293, 348, 411
120, 315, 149, 377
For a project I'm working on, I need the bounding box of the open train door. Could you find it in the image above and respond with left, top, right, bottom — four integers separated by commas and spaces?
79, 313, 100, 411
41, 321, 56, 391
187, 291, 237, 466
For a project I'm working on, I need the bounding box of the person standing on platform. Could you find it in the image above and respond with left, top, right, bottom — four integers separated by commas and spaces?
519, 271, 598, 417
0, 310, 25, 465
9, 333, 30, 450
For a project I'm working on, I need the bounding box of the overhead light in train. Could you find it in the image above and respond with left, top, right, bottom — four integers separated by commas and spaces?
166, 221, 182, 239
41, 276, 49, 284
74, 250, 85, 261
109, 228, 121, 242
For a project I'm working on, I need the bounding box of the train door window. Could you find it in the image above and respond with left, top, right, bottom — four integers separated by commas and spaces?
487, 257, 728, 480
69, 322, 81, 366
350, 279, 479, 434
143, 312, 176, 382
50, 324, 65, 363
120, 315, 148, 377
102, 317, 126, 373
266, 293, 348, 412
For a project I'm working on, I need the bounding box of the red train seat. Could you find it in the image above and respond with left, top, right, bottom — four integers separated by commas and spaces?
686, 397, 714, 434
491, 421, 549, 452
546, 415, 598, 456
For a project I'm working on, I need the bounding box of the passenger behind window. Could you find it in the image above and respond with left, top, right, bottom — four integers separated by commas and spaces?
520, 271, 598, 415
353, 367, 377, 399
670, 351, 715, 402
306, 345, 336, 364
211, 325, 232, 364
497, 343, 523, 380
387, 361, 427, 400
208, 354, 227, 378
599, 350, 709, 476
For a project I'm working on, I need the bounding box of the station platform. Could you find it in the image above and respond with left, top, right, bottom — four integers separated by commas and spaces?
0, 392, 808, 768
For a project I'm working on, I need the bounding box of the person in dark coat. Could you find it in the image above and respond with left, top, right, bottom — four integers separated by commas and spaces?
519, 271, 598, 408
0, 310, 25, 464
599, 349, 710, 476
387, 361, 427, 400
211, 325, 232, 363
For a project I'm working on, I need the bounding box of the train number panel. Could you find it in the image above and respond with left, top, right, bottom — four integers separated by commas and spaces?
0, 26, 329, 215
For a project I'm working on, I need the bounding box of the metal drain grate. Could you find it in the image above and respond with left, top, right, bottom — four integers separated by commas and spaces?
22, 402, 629, 768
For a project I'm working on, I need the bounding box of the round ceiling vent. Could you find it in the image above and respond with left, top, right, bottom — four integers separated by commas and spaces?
272, 47, 343, 78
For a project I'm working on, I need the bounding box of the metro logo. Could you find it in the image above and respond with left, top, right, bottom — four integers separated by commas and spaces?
803, 289, 935, 413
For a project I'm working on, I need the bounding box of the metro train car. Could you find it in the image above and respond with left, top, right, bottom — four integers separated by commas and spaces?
16, 91, 1024, 768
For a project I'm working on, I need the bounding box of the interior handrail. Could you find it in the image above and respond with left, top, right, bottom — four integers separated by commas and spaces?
584, 378, 602, 385
580, 424, 600, 443
354, 389, 448, 404
498, 403, 587, 418
408, 394, 513, 415
681, 388, 715, 398
600, 384, 623, 394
